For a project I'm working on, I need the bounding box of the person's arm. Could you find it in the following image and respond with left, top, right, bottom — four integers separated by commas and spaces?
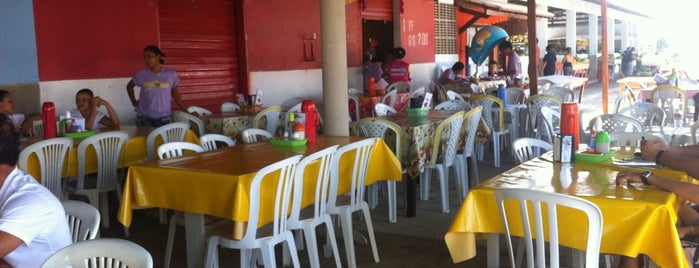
0, 231, 23, 259
84, 99, 99, 131
126, 79, 138, 107
617, 171, 699, 205
171, 86, 188, 111
97, 97, 120, 127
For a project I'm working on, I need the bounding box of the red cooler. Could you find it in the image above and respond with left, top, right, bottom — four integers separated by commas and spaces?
559, 102, 580, 150
42, 102, 58, 139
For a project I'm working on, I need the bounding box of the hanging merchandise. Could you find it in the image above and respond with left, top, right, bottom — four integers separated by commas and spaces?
469, 26, 509, 66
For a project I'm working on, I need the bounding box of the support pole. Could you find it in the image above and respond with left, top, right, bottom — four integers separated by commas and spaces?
320, 0, 349, 136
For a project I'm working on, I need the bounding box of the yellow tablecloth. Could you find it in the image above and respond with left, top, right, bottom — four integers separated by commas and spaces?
22, 127, 199, 180
445, 156, 689, 268
117, 136, 402, 236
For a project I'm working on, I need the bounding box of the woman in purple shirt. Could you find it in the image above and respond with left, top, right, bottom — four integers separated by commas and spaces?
126, 45, 189, 127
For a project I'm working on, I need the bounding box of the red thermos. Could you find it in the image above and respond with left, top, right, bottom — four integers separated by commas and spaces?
559, 102, 580, 150
301, 100, 318, 143
42, 102, 58, 139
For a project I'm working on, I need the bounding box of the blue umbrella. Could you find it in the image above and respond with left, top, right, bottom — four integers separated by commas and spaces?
469, 26, 509, 66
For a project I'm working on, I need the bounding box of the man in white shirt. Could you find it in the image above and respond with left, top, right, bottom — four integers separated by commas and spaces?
0, 114, 71, 268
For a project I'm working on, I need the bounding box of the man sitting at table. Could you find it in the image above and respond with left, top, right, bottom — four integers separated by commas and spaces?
0, 114, 72, 267
616, 139, 699, 267
438, 62, 467, 85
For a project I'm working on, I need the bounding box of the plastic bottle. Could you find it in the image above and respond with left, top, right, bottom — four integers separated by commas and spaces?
368, 77, 377, 97
559, 103, 579, 150
41, 102, 57, 139
65, 110, 72, 134
670, 68, 679, 87
293, 121, 305, 140
301, 100, 317, 143
496, 84, 507, 107
287, 112, 295, 140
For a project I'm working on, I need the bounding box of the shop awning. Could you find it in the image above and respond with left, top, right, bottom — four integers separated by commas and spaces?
455, 0, 554, 20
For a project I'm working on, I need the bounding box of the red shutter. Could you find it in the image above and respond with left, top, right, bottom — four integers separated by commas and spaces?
362, 0, 393, 21
158, 0, 244, 113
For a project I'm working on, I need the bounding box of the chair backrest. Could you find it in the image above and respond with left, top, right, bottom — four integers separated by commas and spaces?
386, 81, 410, 92
157, 142, 204, 160
428, 111, 465, 166
470, 95, 505, 132
18, 137, 73, 199
252, 105, 282, 135
327, 138, 376, 214
40, 238, 154, 268
613, 89, 636, 114
587, 114, 644, 133
381, 89, 398, 107
171, 111, 205, 137
239, 155, 302, 243
495, 188, 603, 268
618, 102, 665, 133
470, 83, 484, 94
61, 200, 100, 242
221, 102, 241, 112
281, 97, 304, 109
76, 131, 130, 194
446, 90, 465, 102
505, 87, 525, 105
374, 103, 397, 116
410, 86, 426, 98
526, 94, 563, 134
651, 85, 687, 127
512, 138, 553, 164
543, 86, 575, 102
607, 132, 667, 147
538, 106, 560, 143
288, 146, 338, 228
199, 133, 235, 151
284, 103, 303, 125
146, 122, 189, 161
32, 120, 44, 138
187, 106, 212, 116
348, 95, 361, 121
460, 107, 482, 158
240, 128, 273, 144
348, 88, 363, 95
434, 99, 469, 111
354, 118, 402, 162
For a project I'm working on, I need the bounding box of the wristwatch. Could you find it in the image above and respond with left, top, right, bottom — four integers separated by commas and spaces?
640, 170, 652, 186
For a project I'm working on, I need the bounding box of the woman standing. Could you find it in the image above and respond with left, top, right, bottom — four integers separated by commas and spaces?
541, 45, 558, 76
562, 47, 574, 76
126, 45, 189, 127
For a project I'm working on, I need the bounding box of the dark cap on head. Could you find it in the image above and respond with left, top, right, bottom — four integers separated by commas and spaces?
144, 45, 166, 57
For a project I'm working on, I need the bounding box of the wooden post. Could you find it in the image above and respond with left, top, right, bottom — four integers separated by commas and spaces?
601, 0, 609, 113
527, 0, 538, 95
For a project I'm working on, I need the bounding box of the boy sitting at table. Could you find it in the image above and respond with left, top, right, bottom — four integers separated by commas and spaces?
70, 88, 120, 131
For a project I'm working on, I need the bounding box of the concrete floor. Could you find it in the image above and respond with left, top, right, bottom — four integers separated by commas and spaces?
98, 80, 612, 267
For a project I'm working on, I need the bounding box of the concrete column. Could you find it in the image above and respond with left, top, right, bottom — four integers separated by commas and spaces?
566, 9, 577, 56
320, 0, 349, 136
620, 21, 629, 50
588, 14, 599, 81
607, 17, 615, 54
536, 3, 549, 60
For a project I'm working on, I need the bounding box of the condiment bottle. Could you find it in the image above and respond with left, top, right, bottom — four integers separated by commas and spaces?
293, 121, 305, 140
368, 77, 377, 97
286, 112, 295, 140
594, 131, 611, 153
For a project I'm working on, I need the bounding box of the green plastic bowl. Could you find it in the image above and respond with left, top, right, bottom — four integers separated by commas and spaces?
406, 107, 430, 118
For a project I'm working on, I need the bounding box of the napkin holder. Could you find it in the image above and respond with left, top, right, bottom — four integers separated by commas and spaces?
553, 134, 574, 163
241, 104, 262, 113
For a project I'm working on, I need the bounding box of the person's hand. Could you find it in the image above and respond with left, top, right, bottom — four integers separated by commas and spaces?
131, 99, 139, 107
615, 171, 643, 186
640, 139, 667, 161
91, 96, 104, 108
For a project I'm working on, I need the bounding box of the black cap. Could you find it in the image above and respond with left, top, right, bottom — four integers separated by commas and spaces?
144, 45, 165, 57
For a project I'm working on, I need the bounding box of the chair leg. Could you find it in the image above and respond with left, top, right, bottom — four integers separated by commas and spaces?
360, 205, 380, 263
303, 227, 321, 268
339, 211, 358, 268
468, 156, 479, 187
494, 133, 501, 167
420, 169, 431, 201
164, 214, 177, 268
284, 232, 301, 268
204, 237, 218, 268
321, 217, 343, 268
387, 181, 396, 223
368, 184, 378, 209
260, 243, 277, 268
437, 166, 449, 213
160, 208, 169, 224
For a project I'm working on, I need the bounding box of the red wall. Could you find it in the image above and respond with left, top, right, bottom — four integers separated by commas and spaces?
243, 0, 322, 72
345, 1, 363, 67
33, 0, 159, 81
398, 1, 434, 64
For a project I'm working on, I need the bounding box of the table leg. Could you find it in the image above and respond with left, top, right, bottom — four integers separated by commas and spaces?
184, 212, 205, 268
406, 176, 416, 217
487, 233, 500, 268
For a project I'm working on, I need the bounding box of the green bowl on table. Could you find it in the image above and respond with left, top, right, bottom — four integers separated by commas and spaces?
269, 138, 308, 147
406, 107, 430, 118
575, 149, 615, 163
63, 130, 96, 144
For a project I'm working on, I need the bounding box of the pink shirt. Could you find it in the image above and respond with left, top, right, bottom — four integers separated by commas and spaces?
386, 60, 410, 84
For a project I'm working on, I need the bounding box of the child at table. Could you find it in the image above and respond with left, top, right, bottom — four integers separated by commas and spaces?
70, 88, 120, 130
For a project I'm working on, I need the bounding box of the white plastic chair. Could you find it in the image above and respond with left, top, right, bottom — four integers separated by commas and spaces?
455, 107, 482, 197
252, 105, 282, 135
157, 142, 206, 268
587, 114, 644, 133
18, 137, 73, 199
495, 188, 603, 268
512, 138, 553, 164
348, 95, 361, 121
618, 102, 666, 134
172, 110, 206, 137
607, 132, 667, 147
537, 106, 560, 144
526, 94, 562, 139
41, 238, 154, 268
145, 122, 189, 162
284, 103, 303, 127
419, 111, 465, 213
327, 138, 380, 268
348, 88, 363, 95
505, 87, 526, 105
410, 86, 426, 98
544, 86, 575, 102
434, 99, 469, 111
281, 97, 304, 109
199, 133, 235, 151
381, 89, 398, 107
354, 118, 401, 223
613, 87, 637, 114
386, 81, 410, 92
286, 146, 342, 268
373, 103, 397, 116
187, 105, 213, 116
62, 200, 101, 242
446, 90, 465, 102
651, 85, 687, 127
204, 155, 303, 268
221, 102, 241, 112
240, 128, 273, 144
65, 131, 129, 228
470, 95, 510, 167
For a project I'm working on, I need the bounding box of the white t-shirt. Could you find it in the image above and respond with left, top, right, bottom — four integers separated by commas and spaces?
0, 167, 71, 268
70, 108, 106, 130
